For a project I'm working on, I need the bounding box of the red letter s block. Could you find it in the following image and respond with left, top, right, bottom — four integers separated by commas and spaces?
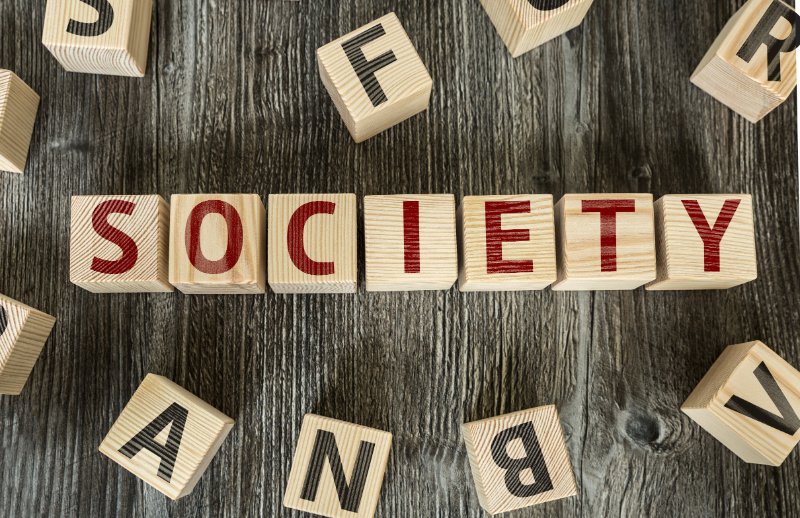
91, 199, 138, 274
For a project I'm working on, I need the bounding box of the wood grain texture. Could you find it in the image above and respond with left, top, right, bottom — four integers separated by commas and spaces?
0, 69, 39, 173
0, 293, 56, 395
0, 0, 799, 516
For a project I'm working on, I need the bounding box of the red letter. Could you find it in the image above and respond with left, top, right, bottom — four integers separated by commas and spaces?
185, 200, 244, 274
485, 201, 534, 274
682, 199, 741, 272
288, 202, 335, 276
581, 199, 636, 272
403, 201, 421, 273
91, 199, 138, 274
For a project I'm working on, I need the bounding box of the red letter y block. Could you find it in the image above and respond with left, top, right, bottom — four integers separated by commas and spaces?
682, 199, 740, 272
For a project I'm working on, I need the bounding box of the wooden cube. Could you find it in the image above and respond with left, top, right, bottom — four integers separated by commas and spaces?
317, 12, 432, 143
682, 341, 800, 466
691, 0, 798, 123
364, 194, 457, 291
553, 194, 656, 290
42, 0, 153, 76
0, 70, 40, 174
458, 195, 557, 291
268, 194, 357, 294
462, 405, 578, 515
284, 414, 392, 518
647, 195, 757, 291
99, 374, 234, 499
0, 294, 56, 395
169, 194, 266, 294
70, 195, 173, 293
480, 0, 596, 57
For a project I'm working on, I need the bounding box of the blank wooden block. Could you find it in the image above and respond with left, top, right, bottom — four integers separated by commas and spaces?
169, 194, 266, 294
458, 195, 557, 291
317, 12, 432, 143
691, 0, 798, 123
0, 294, 56, 395
480, 0, 596, 57
284, 414, 392, 518
462, 406, 578, 515
647, 195, 757, 291
268, 194, 357, 294
682, 341, 800, 466
99, 374, 234, 499
364, 194, 457, 291
42, 0, 153, 76
0, 70, 40, 174
553, 194, 656, 291
70, 195, 173, 293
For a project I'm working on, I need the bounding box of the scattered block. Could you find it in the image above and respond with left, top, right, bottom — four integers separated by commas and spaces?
99, 374, 234, 499
552, 194, 656, 290
317, 12, 433, 142
268, 194, 357, 294
691, 0, 799, 122
0, 70, 40, 174
458, 195, 557, 291
0, 294, 56, 395
169, 194, 266, 294
682, 341, 800, 466
462, 405, 578, 515
42, 0, 154, 76
284, 414, 392, 517
647, 195, 757, 290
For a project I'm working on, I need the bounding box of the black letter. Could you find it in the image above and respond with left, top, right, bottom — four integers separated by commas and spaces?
528, 0, 571, 10
736, 1, 800, 81
119, 402, 188, 483
67, 0, 115, 37
490, 422, 554, 498
341, 25, 398, 107
0, 306, 7, 337
300, 430, 375, 512
724, 362, 800, 435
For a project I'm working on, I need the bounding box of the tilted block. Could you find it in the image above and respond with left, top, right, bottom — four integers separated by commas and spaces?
42, 0, 154, 76
317, 12, 432, 143
169, 194, 266, 294
364, 194, 457, 291
99, 374, 234, 499
459, 195, 557, 291
462, 405, 578, 515
0, 70, 40, 174
691, 0, 798, 122
682, 341, 800, 466
268, 194, 357, 294
647, 195, 757, 291
0, 294, 56, 395
70, 195, 173, 293
284, 414, 392, 518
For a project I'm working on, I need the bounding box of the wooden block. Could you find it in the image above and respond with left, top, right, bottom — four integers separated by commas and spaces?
317, 12, 432, 143
99, 374, 234, 499
647, 195, 757, 291
169, 194, 266, 294
268, 194, 357, 294
552, 194, 656, 290
458, 195, 557, 291
70, 195, 173, 293
480, 0, 596, 57
364, 194, 457, 291
691, 0, 798, 123
42, 0, 153, 76
0, 70, 40, 174
462, 406, 578, 515
682, 341, 800, 466
284, 414, 392, 517
0, 294, 56, 395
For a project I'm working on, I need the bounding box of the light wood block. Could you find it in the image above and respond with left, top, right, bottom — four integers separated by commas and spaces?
647, 195, 757, 291
682, 341, 800, 466
691, 0, 798, 123
553, 194, 656, 290
169, 194, 266, 294
99, 374, 234, 499
284, 414, 392, 518
364, 194, 457, 292
462, 405, 578, 515
268, 194, 357, 294
0, 294, 56, 395
458, 195, 557, 291
0, 70, 40, 174
42, 0, 153, 76
317, 12, 432, 143
70, 195, 173, 293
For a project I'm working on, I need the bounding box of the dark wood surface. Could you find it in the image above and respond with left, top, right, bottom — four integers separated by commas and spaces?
1, 0, 798, 516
